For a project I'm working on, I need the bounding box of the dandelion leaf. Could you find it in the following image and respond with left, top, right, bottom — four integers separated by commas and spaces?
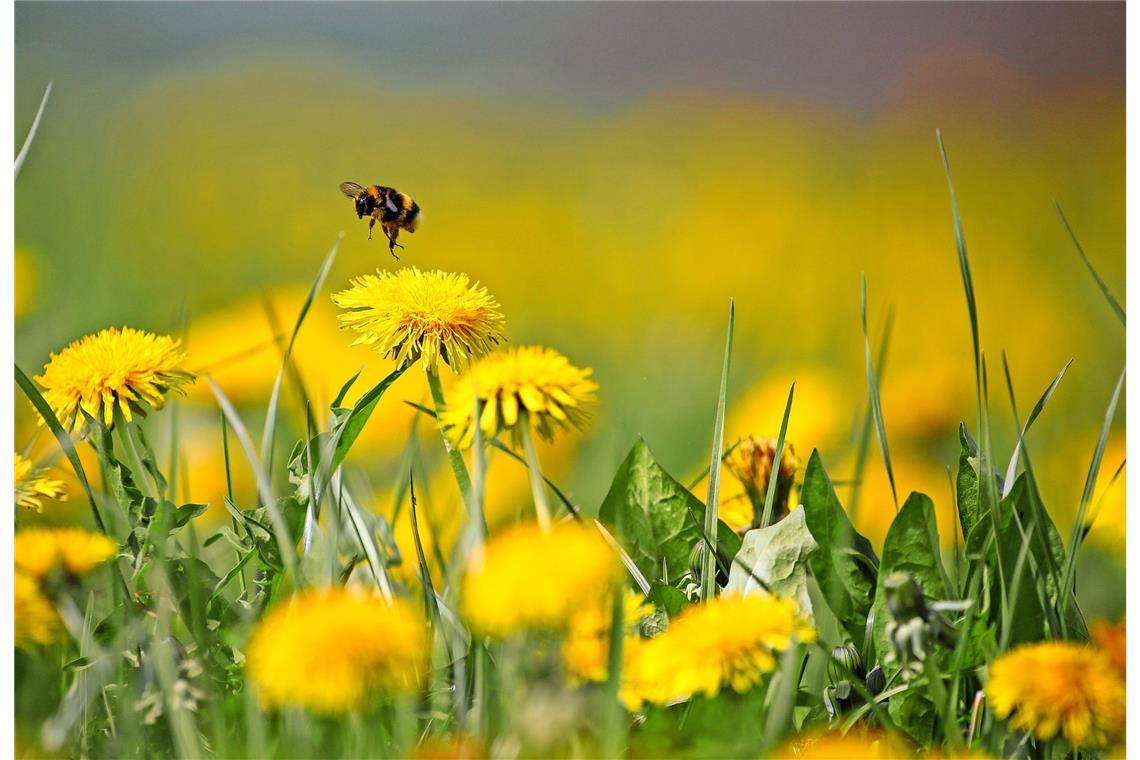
798, 450, 878, 649
726, 505, 818, 621
599, 438, 741, 588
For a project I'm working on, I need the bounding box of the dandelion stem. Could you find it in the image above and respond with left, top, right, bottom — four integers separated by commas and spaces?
518, 417, 553, 531
425, 367, 475, 507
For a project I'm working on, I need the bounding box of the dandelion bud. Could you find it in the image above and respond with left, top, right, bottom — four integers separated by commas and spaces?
864, 665, 886, 696
828, 644, 865, 682
688, 540, 710, 589
824, 644, 866, 718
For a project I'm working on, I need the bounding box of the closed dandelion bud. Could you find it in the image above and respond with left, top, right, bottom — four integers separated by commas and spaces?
688, 540, 709, 588
828, 644, 865, 682
824, 644, 866, 718
864, 665, 886, 696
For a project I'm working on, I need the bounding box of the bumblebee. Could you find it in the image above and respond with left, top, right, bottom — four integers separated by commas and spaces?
339, 182, 422, 258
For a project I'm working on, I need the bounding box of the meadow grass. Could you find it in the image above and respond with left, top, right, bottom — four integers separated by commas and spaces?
13, 127, 1127, 759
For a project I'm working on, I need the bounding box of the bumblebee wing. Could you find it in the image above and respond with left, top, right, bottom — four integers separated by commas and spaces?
339, 182, 366, 198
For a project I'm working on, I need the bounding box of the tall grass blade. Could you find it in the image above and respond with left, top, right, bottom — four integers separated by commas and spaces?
14, 81, 52, 177
1060, 366, 1125, 616
207, 376, 300, 582
861, 276, 897, 510
261, 234, 342, 478
15, 365, 104, 532
937, 130, 981, 396
759, 382, 794, 528
1001, 356, 1072, 497
1055, 203, 1125, 326
701, 298, 734, 601
849, 309, 893, 516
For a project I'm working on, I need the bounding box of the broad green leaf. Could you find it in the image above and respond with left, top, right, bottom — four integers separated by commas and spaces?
726, 505, 818, 620
599, 439, 741, 588
955, 424, 981, 543
870, 492, 949, 665
799, 450, 878, 648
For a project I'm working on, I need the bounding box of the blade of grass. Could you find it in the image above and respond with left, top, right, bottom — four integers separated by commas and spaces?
1059, 366, 1125, 620
261, 234, 342, 478
15, 365, 104, 532
1001, 356, 1072, 497
759, 383, 794, 528
425, 367, 475, 513
1055, 202, 1125, 326
14, 80, 52, 177
861, 276, 897, 511
849, 309, 893, 516
207, 376, 300, 584
938, 131, 1009, 633
701, 298, 734, 601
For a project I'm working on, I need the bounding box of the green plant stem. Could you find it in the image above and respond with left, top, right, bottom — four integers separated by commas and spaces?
425, 366, 474, 508
518, 417, 553, 530
601, 586, 626, 758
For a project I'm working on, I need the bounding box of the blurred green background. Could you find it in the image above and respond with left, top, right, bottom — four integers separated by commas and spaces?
15, 4, 1125, 612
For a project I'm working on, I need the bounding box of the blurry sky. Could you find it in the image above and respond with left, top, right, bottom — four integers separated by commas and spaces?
16, 2, 1124, 116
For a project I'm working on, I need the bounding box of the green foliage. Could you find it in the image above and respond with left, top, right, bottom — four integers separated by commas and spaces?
799, 450, 879, 649
599, 438, 742, 588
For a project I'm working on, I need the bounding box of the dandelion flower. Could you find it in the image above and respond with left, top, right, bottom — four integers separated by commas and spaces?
562, 590, 654, 683
14, 453, 67, 512
620, 593, 814, 709
332, 268, 505, 373
986, 641, 1125, 749
1092, 619, 1126, 679
247, 590, 427, 713
439, 346, 598, 449
15, 572, 60, 648
776, 730, 911, 759
35, 326, 194, 430
15, 528, 118, 579
462, 522, 620, 637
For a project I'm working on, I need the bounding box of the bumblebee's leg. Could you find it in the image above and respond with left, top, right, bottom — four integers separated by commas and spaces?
367, 218, 375, 240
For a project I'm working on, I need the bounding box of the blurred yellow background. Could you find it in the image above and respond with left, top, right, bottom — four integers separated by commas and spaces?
14, 4, 1124, 612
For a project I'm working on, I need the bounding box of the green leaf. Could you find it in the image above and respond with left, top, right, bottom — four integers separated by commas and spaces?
871, 492, 949, 666
726, 505, 818, 620
955, 424, 988, 551
701, 298, 734, 600
1055, 203, 1125, 326
799, 450, 878, 649
646, 582, 688, 618
599, 439, 741, 588
323, 363, 410, 491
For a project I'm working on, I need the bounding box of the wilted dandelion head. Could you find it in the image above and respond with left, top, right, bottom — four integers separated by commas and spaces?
986, 641, 1125, 749
440, 346, 598, 449
14, 453, 67, 512
620, 593, 815, 709
247, 590, 427, 713
461, 522, 621, 638
724, 436, 799, 493
332, 268, 505, 373
35, 326, 194, 431
15, 572, 59, 648
15, 528, 118, 579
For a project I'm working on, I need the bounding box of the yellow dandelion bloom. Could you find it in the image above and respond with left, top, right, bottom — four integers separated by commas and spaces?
439, 346, 599, 449
461, 522, 621, 637
247, 590, 427, 713
15, 528, 118, 579
35, 326, 194, 430
332, 268, 505, 373
14, 453, 67, 512
620, 593, 814, 709
777, 729, 912, 759
15, 572, 60, 648
1092, 619, 1126, 679
986, 641, 1125, 749
562, 590, 654, 683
